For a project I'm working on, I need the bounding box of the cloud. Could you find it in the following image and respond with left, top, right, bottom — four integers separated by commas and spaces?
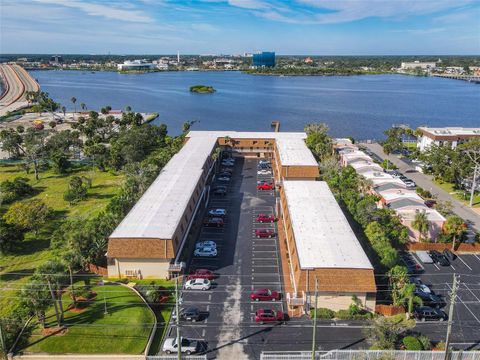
391, 27, 447, 35
227, 0, 269, 9
34, 0, 154, 23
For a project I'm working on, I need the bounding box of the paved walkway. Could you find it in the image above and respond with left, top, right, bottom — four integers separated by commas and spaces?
360, 142, 480, 232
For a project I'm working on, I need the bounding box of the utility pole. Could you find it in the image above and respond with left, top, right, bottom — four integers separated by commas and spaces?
311, 276, 318, 360
469, 163, 478, 208
175, 276, 182, 360
444, 274, 459, 360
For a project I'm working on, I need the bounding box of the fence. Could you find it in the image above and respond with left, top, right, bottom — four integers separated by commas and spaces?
147, 356, 206, 360
260, 350, 480, 360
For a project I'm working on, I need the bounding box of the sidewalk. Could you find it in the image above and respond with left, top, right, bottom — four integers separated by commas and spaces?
360, 142, 480, 232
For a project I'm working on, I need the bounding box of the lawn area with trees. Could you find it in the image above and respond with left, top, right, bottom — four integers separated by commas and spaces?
20, 280, 154, 354
0, 94, 187, 356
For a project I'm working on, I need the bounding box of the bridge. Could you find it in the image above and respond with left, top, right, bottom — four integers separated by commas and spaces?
434, 73, 480, 84
0, 63, 40, 117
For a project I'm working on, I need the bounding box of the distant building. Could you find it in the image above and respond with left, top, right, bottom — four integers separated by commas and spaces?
304, 57, 313, 64
401, 61, 436, 70
49, 55, 63, 65
252, 52, 275, 67
417, 127, 480, 152
156, 63, 168, 71
117, 60, 154, 71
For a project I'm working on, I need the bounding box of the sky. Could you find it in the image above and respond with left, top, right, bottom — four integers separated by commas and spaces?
1, 0, 479, 55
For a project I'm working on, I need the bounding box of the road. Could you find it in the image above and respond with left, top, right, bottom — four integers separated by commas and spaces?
0, 64, 40, 116
360, 142, 480, 232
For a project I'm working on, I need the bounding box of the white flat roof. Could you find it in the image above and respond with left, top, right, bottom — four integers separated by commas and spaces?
380, 190, 424, 203
350, 161, 383, 172
187, 130, 317, 166
397, 208, 446, 222
110, 136, 217, 239
283, 181, 373, 270
419, 127, 480, 137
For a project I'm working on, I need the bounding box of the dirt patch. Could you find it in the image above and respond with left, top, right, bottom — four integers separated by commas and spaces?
41, 326, 68, 336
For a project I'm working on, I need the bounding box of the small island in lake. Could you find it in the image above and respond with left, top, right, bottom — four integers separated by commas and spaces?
189, 85, 216, 93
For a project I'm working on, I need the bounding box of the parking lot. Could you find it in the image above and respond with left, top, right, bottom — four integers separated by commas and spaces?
408, 252, 480, 347
161, 156, 288, 358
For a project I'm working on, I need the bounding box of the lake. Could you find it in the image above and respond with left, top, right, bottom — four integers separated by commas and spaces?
29, 70, 480, 139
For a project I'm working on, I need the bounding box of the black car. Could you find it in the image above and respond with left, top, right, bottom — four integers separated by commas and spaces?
443, 249, 456, 261
213, 187, 227, 196
412, 306, 447, 322
218, 172, 232, 177
173, 307, 202, 322
428, 250, 450, 266
414, 290, 446, 308
220, 168, 233, 174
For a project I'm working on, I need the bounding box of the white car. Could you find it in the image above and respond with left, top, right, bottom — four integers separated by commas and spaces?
184, 278, 212, 291
162, 337, 200, 354
209, 208, 226, 217
194, 246, 217, 257
196, 241, 217, 249
217, 176, 230, 182
259, 160, 270, 165
257, 169, 272, 175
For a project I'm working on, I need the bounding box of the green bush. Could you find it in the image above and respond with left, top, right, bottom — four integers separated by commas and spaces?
417, 335, 432, 350
312, 308, 335, 319
403, 336, 422, 350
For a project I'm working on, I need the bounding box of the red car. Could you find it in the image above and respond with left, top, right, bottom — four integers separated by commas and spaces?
257, 182, 274, 190
250, 288, 280, 302
187, 269, 215, 281
424, 199, 437, 208
256, 214, 276, 223
255, 309, 284, 324
255, 229, 275, 238
203, 217, 224, 227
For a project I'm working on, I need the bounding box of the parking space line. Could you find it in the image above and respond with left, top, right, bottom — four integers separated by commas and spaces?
457, 256, 473, 271
450, 264, 456, 271
463, 283, 480, 302
447, 283, 480, 324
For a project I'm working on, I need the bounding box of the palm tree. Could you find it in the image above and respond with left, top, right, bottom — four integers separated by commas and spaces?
412, 211, 430, 242
61, 106, 66, 119
387, 265, 408, 306
71, 97, 77, 120
125, 105, 132, 113
80, 103, 87, 112
60, 251, 81, 308
20, 279, 52, 328
444, 215, 466, 251
212, 147, 222, 173
399, 283, 423, 319
34, 261, 67, 327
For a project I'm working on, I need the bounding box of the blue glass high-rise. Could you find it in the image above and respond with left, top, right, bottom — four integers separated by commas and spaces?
252, 52, 275, 67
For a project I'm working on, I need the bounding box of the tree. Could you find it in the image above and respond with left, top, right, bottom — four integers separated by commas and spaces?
71, 97, 77, 117
412, 211, 430, 242
387, 265, 409, 306
363, 316, 414, 349
399, 283, 422, 318
63, 176, 88, 204
48, 120, 57, 129
124, 105, 132, 113
0, 177, 34, 204
61, 106, 66, 119
443, 215, 466, 250
458, 139, 480, 207
304, 122, 332, 160
20, 279, 52, 328
0, 218, 24, 255
33, 261, 67, 327
80, 103, 87, 112
3, 199, 51, 234
46, 130, 82, 173
60, 250, 82, 308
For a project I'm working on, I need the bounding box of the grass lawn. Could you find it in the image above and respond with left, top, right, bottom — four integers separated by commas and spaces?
21, 281, 154, 354
434, 179, 480, 208
0, 163, 124, 317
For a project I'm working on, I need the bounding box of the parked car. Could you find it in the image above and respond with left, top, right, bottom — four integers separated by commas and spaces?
187, 269, 215, 281
217, 176, 231, 182
410, 277, 432, 294
196, 241, 217, 249
172, 307, 202, 322
424, 199, 437, 208
184, 278, 211, 291
213, 187, 227, 196
220, 168, 233, 174
194, 246, 218, 257
221, 161, 234, 167
443, 249, 456, 261
414, 290, 446, 308
412, 307, 447, 322
221, 159, 235, 165
163, 337, 200, 355
203, 217, 224, 227
255, 309, 284, 324
255, 229, 275, 238
250, 288, 281, 302
259, 160, 270, 165
404, 180, 416, 189
257, 169, 272, 176
256, 214, 276, 223
428, 250, 450, 266
258, 163, 271, 170
257, 182, 274, 190
218, 171, 232, 177
209, 208, 227, 217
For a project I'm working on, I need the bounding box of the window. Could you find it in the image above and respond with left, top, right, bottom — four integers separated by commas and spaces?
107, 257, 115, 266
253, 141, 258, 145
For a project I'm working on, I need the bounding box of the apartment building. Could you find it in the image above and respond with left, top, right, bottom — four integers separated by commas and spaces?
417, 127, 480, 152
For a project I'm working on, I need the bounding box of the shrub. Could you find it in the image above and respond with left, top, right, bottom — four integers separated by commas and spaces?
417, 335, 432, 350
312, 308, 335, 319
0, 177, 35, 204
403, 336, 422, 350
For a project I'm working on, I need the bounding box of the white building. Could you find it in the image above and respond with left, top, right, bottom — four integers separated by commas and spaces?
417, 127, 480, 152
117, 60, 155, 71
400, 61, 437, 70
